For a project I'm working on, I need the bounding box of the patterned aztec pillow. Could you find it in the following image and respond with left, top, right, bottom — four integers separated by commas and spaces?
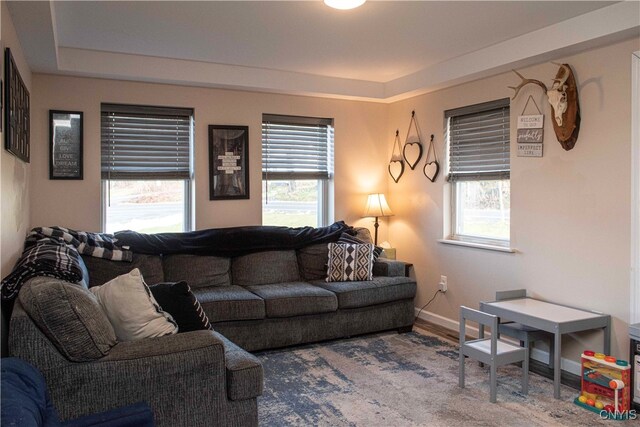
337, 232, 383, 262
326, 243, 374, 282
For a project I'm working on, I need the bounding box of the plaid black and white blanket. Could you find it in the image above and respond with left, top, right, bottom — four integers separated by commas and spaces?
1, 226, 133, 301
1, 241, 83, 300
26, 226, 132, 261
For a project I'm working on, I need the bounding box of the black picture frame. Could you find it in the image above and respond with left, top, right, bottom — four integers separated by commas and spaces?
208, 125, 249, 200
49, 110, 83, 180
4, 48, 30, 163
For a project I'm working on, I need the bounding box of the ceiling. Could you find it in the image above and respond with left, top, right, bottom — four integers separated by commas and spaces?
8, 1, 640, 102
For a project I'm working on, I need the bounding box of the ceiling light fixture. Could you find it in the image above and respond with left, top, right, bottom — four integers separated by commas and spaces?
324, 0, 366, 10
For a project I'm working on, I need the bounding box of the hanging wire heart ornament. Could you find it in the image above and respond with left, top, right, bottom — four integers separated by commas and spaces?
402, 111, 423, 170
423, 134, 440, 183
388, 130, 405, 183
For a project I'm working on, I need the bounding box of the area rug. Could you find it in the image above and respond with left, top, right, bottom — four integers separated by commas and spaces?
256, 330, 629, 426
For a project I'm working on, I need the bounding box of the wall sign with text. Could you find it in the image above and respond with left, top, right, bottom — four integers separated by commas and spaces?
517, 114, 543, 157
49, 110, 83, 179
208, 125, 249, 200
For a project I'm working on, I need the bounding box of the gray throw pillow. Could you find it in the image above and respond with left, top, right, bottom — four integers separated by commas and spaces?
90, 268, 178, 341
19, 277, 117, 362
297, 244, 329, 280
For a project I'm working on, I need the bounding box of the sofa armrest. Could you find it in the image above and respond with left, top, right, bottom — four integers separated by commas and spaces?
46, 330, 229, 424
102, 329, 223, 361
373, 258, 408, 277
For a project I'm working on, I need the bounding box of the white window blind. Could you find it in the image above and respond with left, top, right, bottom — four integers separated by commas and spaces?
101, 104, 193, 180
262, 114, 334, 180
446, 98, 510, 182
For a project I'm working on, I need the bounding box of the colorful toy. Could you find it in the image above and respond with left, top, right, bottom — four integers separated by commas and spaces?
574, 350, 632, 420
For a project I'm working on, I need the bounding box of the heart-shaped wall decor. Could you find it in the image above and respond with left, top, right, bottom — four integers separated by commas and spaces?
388, 160, 405, 183
403, 142, 423, 170
423, 160, 440, 183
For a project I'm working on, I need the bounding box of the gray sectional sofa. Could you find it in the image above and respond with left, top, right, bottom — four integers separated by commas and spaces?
8, 228, 416, 426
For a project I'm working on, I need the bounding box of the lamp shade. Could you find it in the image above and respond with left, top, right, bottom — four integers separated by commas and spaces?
363, 193, 393, 218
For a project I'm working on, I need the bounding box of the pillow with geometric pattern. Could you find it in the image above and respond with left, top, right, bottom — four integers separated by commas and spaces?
326, 242, 374, 282
149, 281, 213, 332
337, 232, 383, 262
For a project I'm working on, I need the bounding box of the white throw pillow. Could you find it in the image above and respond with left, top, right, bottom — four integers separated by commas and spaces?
89, 268, 178, 341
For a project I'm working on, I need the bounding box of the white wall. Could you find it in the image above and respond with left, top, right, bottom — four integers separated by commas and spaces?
1, 0, 32, 357
1, 0, 31, 278
387, 37, 640, 361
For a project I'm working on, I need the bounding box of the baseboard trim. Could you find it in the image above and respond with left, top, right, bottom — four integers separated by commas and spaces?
414, 307, 582, 376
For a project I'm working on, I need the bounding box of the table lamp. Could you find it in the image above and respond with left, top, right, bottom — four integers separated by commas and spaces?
363, 193, 393, 245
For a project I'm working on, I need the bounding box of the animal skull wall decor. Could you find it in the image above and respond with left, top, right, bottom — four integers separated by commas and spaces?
509, 63, 581, 151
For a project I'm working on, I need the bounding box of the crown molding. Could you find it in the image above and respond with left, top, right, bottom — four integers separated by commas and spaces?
11, 1, 640, 103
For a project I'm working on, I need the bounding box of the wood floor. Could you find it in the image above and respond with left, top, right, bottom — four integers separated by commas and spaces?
413, 318, 581, 391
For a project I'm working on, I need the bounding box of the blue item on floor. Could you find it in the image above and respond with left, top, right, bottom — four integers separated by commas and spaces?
1, 357, 154, 427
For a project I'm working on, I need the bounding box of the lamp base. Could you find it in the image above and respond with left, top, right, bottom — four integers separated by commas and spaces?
373, 216, 379, 246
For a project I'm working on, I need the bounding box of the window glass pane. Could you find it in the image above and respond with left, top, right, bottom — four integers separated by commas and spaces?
104, 180, 185, 234
262, 180, 320, 227
456, 179, 510, 241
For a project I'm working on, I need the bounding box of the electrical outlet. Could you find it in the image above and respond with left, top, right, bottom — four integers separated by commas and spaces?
439, 275, 448, 292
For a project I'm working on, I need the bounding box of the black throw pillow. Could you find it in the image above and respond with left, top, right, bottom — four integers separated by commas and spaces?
149, 281, 212, 333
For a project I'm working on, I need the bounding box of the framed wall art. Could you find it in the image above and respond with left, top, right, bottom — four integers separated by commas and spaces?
208, 125, 249, 200
4, 48, 30, 162
49, 110, 83, 179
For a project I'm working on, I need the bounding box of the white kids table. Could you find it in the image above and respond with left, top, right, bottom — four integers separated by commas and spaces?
479, 296, 611, 399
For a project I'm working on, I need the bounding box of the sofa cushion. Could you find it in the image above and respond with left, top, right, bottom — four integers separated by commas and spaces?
18, 277, 117, 362
82, 253, 164, 287
193, 286, 265, 322
353, 227, 374, 243
244, 282, 338, 318
326, 243, 374, 282
211, 331, 263, 401
89, 268, 178, 341
149, 281, 213, 332
310, 276, 416, 309
163, 254, 231, 288
232, 250, 300, 286
296, 244, 329, 281
373, 258, 407, 277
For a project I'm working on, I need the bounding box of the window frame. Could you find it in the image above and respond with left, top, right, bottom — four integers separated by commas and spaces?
445, 98, 511, 247
261, 114, 334, 228
100, 103, 194, 233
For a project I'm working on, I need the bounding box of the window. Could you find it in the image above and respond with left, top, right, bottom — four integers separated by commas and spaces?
445, 98, 510, 246
101, 104, 194, 234
262, 114, 334, 227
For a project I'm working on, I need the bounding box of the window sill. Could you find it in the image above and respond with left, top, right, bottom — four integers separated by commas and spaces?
437, 239, 516, 253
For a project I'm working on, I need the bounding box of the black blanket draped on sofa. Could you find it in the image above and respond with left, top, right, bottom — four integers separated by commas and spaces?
114, 221, 353, 257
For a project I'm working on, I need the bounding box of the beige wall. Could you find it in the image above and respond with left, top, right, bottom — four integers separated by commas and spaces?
30, 75, 388, 234
24, 31, 639, 363
1, 0, 31, 278
387, 37, 640, 361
